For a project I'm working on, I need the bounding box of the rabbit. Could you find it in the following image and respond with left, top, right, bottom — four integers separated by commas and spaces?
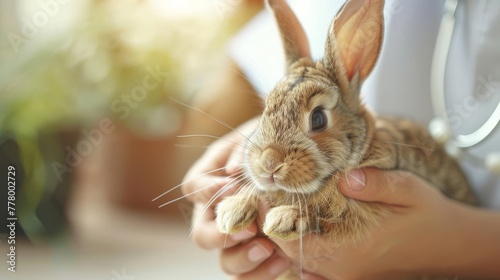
215, 0, 478, 278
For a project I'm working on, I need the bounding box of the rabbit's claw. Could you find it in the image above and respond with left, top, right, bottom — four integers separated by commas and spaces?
216, 196, 257, 234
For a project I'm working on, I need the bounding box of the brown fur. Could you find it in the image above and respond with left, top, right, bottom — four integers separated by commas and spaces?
215, 0, 477, 279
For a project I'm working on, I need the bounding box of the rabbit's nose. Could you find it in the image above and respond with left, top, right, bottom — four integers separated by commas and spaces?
259, 148, 284, 175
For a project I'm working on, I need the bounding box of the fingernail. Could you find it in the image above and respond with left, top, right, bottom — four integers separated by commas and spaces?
348, 169, 366, 191
248, 243, 271, 262
231, 228, 255, 241
269, 257, 290, 276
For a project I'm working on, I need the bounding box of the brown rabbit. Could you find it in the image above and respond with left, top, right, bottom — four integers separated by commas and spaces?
215, 0, 477, 278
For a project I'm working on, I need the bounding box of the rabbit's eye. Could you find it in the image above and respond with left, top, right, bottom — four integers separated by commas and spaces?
310, 107, 327, 132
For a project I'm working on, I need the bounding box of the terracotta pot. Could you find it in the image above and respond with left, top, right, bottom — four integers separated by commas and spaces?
99, 122, 188, 215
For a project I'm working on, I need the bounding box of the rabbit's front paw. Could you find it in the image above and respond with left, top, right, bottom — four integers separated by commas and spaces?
263, 206, 308, 241
216, 196, 257, 234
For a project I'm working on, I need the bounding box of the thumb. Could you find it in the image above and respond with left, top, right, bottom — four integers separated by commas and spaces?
338, 168, 424, 207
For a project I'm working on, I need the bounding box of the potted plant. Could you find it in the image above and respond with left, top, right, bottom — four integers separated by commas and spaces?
0, 0, 261, 244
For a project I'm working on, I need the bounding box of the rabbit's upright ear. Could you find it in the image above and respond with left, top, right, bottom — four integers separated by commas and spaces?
267, 0, 311, 72
324, 0, 384, 107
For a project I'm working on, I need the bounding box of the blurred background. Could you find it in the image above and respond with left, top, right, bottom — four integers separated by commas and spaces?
0, 0, 264, 279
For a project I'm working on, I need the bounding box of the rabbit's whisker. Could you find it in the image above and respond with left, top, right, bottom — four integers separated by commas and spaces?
233, 181, 252, 198
299, 190, 311, 276
374, 139, 435, 152
296, 192, 304, 278
175, 144, 237, 153
190, 178, 243, 236
161, 171, 246, 218
223, 65, 270, 102
177, 134, 250, 150
158, 168, 243, 208
223, 232, 229, 249
228, 173, 249, 191
170, 97, 261, 152
152, 166, 228, 202
157, 183, 217, 208
230, 63, 274, 96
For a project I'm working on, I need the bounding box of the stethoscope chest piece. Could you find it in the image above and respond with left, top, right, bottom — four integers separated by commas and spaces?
429, 117, 451, 144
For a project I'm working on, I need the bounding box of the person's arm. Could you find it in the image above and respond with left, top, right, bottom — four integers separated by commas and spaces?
182, 118, 295, 279
184, 127, 500, 279
267, 168, 500, 279
426, 200, 500, 277
204, 165, 500, 279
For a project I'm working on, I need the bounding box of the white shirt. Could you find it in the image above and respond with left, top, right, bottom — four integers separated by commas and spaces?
229, 0, 500, 209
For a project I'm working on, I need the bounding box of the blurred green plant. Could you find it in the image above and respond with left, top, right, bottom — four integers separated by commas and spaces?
1, 0, 233, 136
0, 0, 236, 243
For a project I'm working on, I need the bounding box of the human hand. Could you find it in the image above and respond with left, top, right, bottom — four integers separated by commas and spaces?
182, 118, 294, 279
268, 168, 500, 279
258, 168, 453, 279
212, 167, 454, 279
221, 168, 500, 279
183, 123, 500, 279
